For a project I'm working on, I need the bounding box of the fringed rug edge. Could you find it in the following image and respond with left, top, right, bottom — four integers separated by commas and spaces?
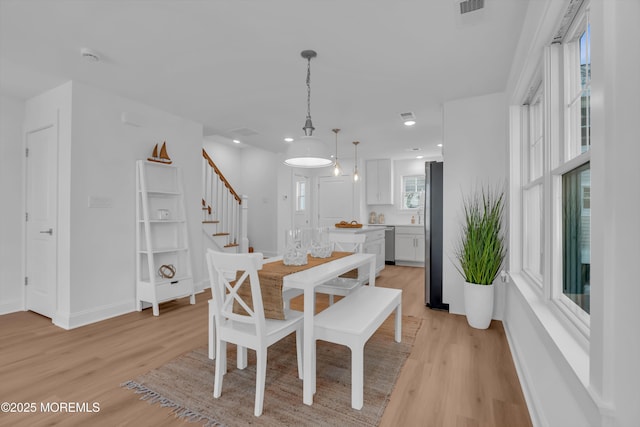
121, 380, 224, 427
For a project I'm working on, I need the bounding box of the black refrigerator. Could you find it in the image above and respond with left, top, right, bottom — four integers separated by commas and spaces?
425, 161, 448, 310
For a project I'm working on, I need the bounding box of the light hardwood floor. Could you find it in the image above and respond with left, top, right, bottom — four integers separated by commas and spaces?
0, 265, 532, 426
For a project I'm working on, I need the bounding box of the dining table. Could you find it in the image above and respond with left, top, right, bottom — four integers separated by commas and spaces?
282, 252, 377, 406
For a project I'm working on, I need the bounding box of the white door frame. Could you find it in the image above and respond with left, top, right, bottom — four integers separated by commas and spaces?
24, 122, 58, 319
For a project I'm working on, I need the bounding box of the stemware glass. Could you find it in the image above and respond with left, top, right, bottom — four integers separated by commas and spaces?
283, 228, 309, 265
310, 227, 332, 258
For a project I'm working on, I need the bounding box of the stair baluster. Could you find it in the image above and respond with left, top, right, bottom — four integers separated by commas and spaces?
201, 149, 247, 253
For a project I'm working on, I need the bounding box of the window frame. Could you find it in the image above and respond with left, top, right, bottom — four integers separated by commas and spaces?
295, 180, 306, 212
400, 174, 425, 210
516, 2, 592, 339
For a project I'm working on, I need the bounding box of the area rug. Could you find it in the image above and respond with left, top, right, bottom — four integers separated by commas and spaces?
123, 315, 421, 427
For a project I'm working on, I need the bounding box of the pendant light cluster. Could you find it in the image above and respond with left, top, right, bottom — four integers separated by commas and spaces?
283, 50, 362, 182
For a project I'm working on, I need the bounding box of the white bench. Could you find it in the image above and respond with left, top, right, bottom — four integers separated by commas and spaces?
313, 285, 402, 410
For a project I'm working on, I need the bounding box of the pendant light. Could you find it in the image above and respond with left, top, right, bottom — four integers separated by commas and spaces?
352, 141, 360, 182
284, 50, 332, 168
332, 128, 342, 176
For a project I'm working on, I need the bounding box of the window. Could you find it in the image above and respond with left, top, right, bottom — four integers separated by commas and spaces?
296, 180, 306, 212
565, 24, 591, 161
522, 85, 544, 284
529, 86, 544, 182
516, 3, 592, 333
401, 175, 424, 209
557, 13, 591, 322
562, 163, 590, 314
523, 183, 543, 282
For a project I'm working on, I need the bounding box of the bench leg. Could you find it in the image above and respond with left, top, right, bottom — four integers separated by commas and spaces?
395, 302, 402, 343
351, 344, 364, 410
296, 328, 304, 379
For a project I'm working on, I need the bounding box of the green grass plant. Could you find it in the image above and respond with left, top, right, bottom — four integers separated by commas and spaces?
455, 186, 506, 285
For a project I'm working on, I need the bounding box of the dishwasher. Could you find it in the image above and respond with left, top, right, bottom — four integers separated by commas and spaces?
384, 226, 395, 265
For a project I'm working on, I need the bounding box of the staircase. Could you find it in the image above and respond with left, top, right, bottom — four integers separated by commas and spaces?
202, 149, 248, 253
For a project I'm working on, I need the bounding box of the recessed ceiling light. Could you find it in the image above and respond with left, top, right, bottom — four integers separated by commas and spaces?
416, 155, 424, 159
284, 137, 294, 142
437, 143, 443, 147
232, 139, 240, 144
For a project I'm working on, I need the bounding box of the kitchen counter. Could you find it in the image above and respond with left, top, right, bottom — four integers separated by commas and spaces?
330, 225, 390, 233
366, 223, 423, 227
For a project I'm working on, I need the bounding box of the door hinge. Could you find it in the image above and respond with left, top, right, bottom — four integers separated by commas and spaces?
25, 277, 28, 286
25, 212, 29, 222
25, 147, 29, 157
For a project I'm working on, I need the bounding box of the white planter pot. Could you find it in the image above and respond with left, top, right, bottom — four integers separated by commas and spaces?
463, 281, 494, 329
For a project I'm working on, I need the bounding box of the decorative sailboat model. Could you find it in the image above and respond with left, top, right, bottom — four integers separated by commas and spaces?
147, 142, 172, 164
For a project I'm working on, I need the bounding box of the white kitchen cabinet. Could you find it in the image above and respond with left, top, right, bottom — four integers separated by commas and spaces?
362, 229, 386, 277
366, 159, 393, 205
395, 226, 425, 264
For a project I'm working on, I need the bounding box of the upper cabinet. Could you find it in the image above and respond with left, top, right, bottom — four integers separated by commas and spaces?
366, 159, 393, 205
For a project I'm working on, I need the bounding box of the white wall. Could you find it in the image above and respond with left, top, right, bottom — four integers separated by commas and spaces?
65, 82, 203, 327
0, 95, 25, 314
239, 147, 279, 256
16, 81, 204, 328
203, 137, 243, 187
442, 92, 508, 316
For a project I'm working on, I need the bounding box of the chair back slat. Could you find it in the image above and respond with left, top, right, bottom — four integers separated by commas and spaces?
207, 249, 266, 333
329, 232, 366, 253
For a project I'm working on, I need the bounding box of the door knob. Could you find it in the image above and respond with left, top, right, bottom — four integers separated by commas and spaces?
40, 228, 53, 235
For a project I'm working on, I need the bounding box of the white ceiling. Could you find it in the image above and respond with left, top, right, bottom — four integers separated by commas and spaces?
0, 0, 529, 161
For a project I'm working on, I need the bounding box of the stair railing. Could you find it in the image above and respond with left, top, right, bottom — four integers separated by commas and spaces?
202, 149, 248, 252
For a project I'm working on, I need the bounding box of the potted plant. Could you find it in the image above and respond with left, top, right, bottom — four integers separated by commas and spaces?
454, 186, 506, 329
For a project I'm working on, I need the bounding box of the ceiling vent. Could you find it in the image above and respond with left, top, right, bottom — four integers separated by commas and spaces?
80, 47, 101, 62
458, 0, 484, 14
228, 127, 259, 137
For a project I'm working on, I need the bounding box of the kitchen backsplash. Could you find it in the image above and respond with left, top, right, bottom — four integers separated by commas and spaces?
366, 205, 423, 225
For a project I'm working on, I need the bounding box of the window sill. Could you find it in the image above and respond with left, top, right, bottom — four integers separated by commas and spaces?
509, 272, 590, 388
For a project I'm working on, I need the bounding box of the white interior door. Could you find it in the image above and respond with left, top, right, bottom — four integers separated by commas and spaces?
293, 173, 311, 229
25, 125, 58, 318
318, 175, 354, 227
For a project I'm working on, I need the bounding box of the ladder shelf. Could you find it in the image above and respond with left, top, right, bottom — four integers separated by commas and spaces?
135, 160, 195, 316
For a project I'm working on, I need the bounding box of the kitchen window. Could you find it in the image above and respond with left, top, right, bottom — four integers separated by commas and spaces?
401, 175, 424, 210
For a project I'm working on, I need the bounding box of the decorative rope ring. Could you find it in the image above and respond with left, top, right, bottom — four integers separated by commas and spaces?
158, 264, 176, 279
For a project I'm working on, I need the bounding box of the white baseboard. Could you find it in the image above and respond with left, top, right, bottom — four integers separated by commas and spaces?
0, 298, 24, 315
503, 320, 546, 427
53, 300, 136, 330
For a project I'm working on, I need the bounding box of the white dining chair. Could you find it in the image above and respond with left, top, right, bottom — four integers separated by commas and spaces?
206, 249, 303, 417
315, 232, 368, 305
